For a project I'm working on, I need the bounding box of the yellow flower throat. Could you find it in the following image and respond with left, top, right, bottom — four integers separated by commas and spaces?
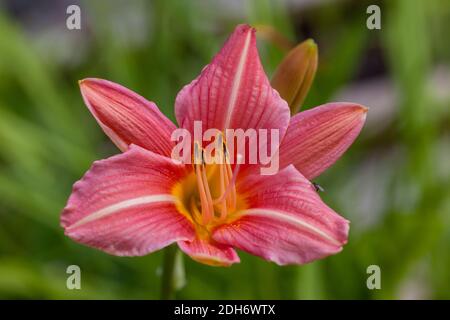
173, 138, 246, 237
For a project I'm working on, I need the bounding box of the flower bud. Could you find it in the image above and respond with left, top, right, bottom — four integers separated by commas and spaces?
271, 39, 318, 114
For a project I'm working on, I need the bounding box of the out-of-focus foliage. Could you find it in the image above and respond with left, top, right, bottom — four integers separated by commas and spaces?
0, 0, 449, 299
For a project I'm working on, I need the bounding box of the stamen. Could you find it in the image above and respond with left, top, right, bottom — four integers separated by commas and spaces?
218, 158, 228, 219
212, 137, 224, 219
213, 154, 242, 206
194, 142, 213, 224
226, 163, 236, 209
194, 142, 202, 165
221, 139, 237, 208
224, 151, 237, 209
200, 163, 214, 213
195, 164, 212, 224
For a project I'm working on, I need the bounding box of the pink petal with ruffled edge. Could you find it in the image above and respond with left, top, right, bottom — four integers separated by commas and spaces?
178, 238, 240, 267
80, 78, 176, 156
279, 102, 367, 179
175, 24, 289, 142
61, 145, 194, 256
212, 166, 349, 265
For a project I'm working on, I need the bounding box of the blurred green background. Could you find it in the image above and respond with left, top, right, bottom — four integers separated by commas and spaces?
0, 0, 449, 299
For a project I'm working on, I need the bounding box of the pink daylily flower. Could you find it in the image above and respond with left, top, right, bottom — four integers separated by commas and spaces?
61, 24, 367, 266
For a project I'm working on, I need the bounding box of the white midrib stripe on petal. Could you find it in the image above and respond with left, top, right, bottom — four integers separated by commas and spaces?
68, 194, 177, 229
223, 29, 252, 129
238, 208, 342, 246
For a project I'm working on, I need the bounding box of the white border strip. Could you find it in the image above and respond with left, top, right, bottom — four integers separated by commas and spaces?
223, 29, 252, 129
69, 194, 177, 229
239, 208, 342, 246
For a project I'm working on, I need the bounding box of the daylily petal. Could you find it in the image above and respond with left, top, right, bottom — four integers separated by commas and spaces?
61, 145, 194, 256
175, 24, 290, 137
80, 78, 176, 156
279, 102, 367, 180
177, 238, 240, 267
213, 166, 349, 265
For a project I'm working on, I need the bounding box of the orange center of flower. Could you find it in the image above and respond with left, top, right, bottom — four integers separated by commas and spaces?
172, 137, 246, 238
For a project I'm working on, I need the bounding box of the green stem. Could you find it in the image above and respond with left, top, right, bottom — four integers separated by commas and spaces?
160, 245, 184, 299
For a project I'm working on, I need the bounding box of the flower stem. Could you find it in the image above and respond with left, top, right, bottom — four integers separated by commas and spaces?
160, 245, 185, 300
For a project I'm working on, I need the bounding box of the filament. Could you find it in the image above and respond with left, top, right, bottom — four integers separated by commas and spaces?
213, 154, 242, 206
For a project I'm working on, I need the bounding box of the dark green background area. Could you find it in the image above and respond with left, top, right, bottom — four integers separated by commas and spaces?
0, 0, 449, 299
